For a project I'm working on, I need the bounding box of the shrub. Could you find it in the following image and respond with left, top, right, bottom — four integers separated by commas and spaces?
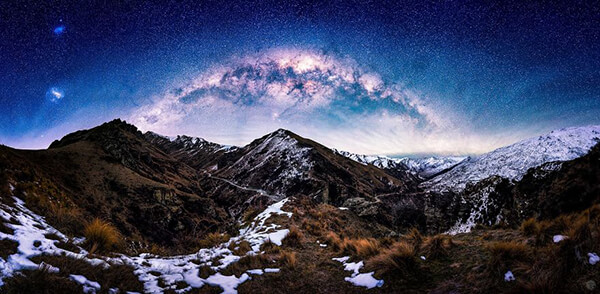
367, 241, 417, 276
83, 218, 122, 253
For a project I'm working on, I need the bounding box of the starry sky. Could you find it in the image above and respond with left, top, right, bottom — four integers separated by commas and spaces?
1, 0, 599, 155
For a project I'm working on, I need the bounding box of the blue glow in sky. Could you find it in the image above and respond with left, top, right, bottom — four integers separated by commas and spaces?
53, 25, 65, 35
0, 1, 599, 154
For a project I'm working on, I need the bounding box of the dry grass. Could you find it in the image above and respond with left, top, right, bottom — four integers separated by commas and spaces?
282, 226, 303, 248
29, 254, 143, 292
423, 234, 454, 259
487, 241, 531, 271
279, 250, 297, 269
342, 238, 381, 259
0, 265, 82, 294
260, 238, 281, 254
324, 232, 343, 251
301, 219, 325, 237
198, 265, 216, 278
197, 232, 230, 249
520, 217, 539, 236
366, 241, 418, 277
403, 227, 424, 248
221, 254, 273, 276
0, 239, 19, 259
229, 240, 252, 256
83, 218, 122, 253
47, 203, 84, 235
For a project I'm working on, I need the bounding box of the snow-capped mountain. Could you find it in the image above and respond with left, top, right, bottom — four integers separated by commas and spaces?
422, 125, 600, 192
332, 149, 465, 179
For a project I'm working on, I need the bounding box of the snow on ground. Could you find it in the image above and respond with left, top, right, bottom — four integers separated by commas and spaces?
553, 235, 567, 243
504, 270, 515, 282
0, 190, 293, 294
332, 256, 384, 289
0, 197, 102, 288
70, 274, 101, 293
113, 197, 293, 293
588, 253, 599, 265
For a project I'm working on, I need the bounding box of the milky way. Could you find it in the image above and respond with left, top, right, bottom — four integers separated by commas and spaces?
1, 1, 599, 154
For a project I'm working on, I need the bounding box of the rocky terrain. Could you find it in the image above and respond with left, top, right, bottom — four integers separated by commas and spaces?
0, 119, 599, 293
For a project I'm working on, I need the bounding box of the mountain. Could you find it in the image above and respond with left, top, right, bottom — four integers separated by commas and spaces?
333, 149, 465, 179
213, 130, 415, 204
1, 119, 600, 294
144, 131, 237, 170
422, 125, 600, 192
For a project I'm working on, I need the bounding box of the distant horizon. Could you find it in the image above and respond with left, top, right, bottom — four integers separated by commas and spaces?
3, 118, 599, 159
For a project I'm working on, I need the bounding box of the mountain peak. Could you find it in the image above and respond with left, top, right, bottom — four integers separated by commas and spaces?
49, 118, 141, 149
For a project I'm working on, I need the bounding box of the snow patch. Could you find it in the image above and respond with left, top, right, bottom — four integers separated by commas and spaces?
332, 256, 384, 289
0, 194, 293, 294
553, 235, 566, 243
504, 270, 515, 282
588, 253, 599, 265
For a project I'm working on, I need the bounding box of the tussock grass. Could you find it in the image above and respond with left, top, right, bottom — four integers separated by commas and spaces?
423, 234, 454, 259
260, 238, 281, 254
229, 240, 252, 256
487, 241, 531, 271
325, 232, 343, 251
0, 239, 19, 259
520, 217, 539, 236
197, 232, 230, 249
0, 265, 81, 294
282, 226, 303, 248
29, 255, 143, 292
83, 218, 122, 253
342, 238, 381, 259
403, 227, 423, 248
366, 241, 418, 277
279, 250, 297, 269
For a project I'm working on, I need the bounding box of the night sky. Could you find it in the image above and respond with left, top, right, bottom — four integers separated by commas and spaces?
1, 1, 599, 155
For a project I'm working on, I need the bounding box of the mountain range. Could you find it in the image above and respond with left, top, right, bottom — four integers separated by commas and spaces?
0, 119, 599, 293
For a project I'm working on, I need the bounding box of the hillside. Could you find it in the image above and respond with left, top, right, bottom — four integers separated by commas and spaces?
0, 120, 599, 293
